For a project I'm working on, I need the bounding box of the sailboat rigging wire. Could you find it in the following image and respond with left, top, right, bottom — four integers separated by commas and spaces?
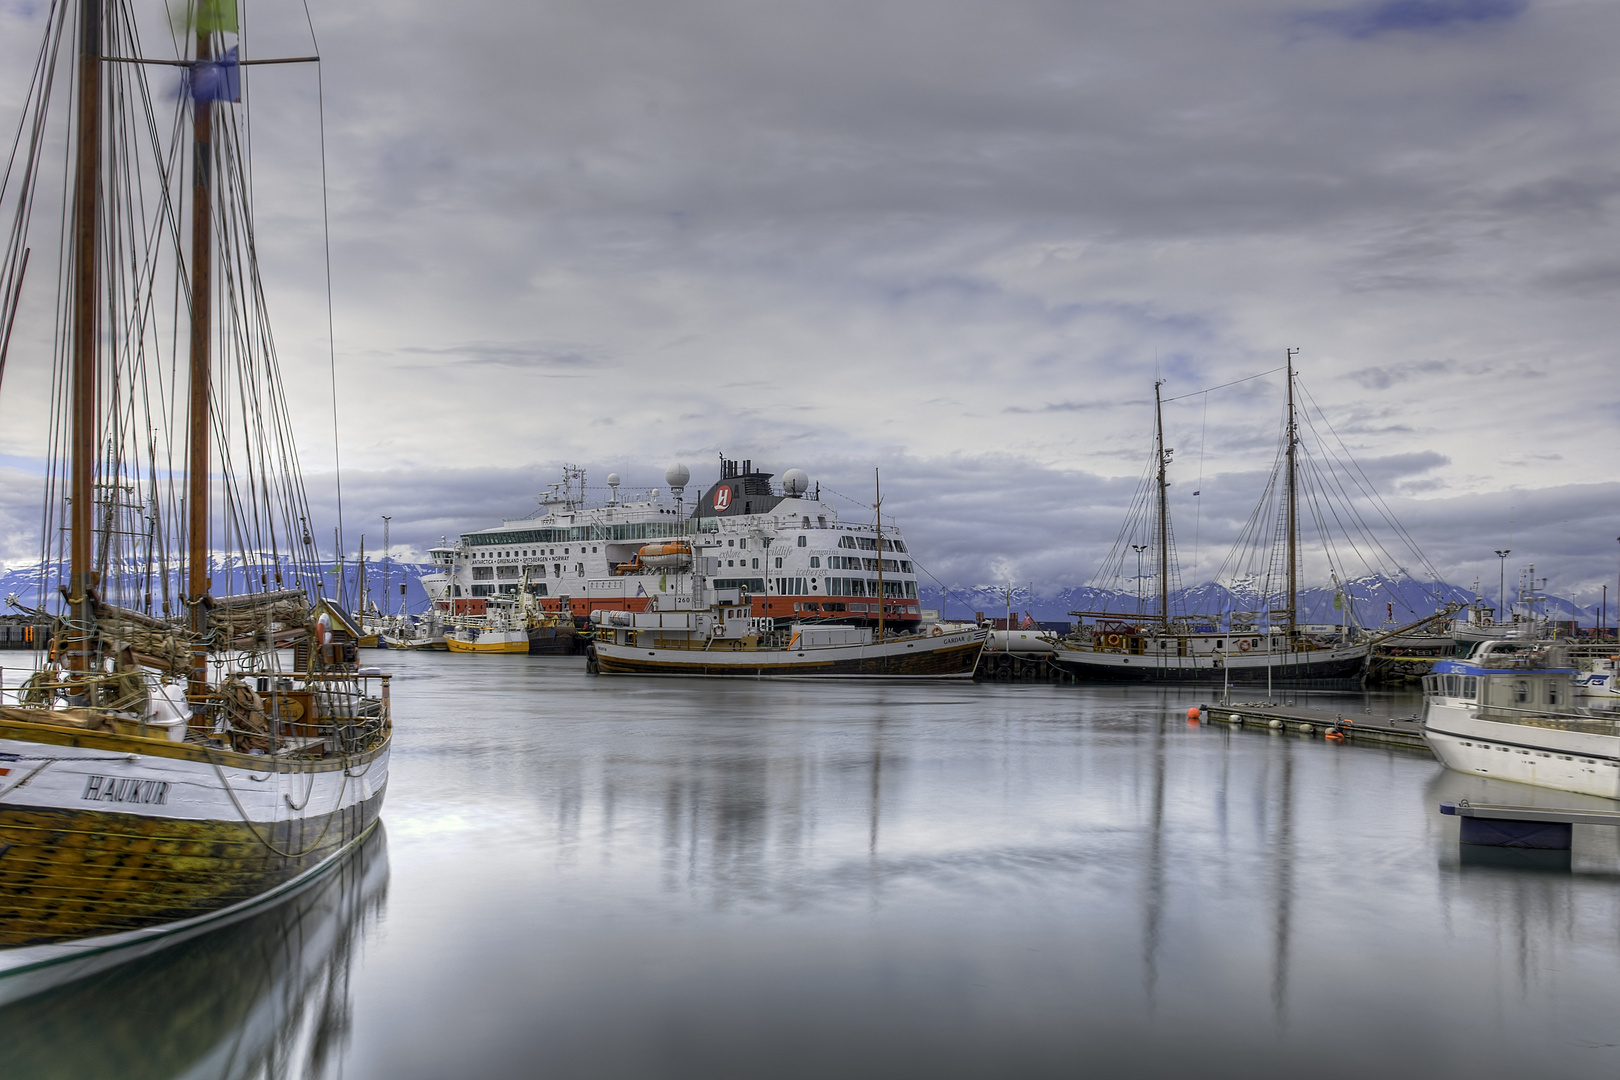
298, 0, 344, 570
1191, 391, 1206, 583
1160, 366, 1283, 404
1295, 376, 1446, 586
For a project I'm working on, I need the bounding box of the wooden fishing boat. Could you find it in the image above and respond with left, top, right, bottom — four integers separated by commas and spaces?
0, 0, 387, 996
588, 472, 987, 678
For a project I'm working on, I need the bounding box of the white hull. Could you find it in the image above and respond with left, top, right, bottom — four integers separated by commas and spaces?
0, 736, 389, 827
1576, 672, 1620, 698
1422, 702, 1620, 800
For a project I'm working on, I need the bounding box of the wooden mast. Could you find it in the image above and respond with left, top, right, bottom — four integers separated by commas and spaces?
66, 0, 103, 672
186, 23, 214, 697
1154, 379, 1168, 629
874, 469, 883, 640
1284, 348, 1298, 643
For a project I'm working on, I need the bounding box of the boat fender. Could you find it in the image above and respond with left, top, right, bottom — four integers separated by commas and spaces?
1238, 639, 1250, 652
932, 625, 943, 637
316, 612, 332, 646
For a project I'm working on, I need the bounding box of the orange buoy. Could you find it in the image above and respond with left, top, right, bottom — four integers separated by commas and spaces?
1186, 706, 1201, 721
1324, 729, 1346, 742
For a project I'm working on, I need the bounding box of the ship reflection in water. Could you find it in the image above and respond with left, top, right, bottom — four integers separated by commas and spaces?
10, 653, 1620, 1079
1, 825, 388, 1080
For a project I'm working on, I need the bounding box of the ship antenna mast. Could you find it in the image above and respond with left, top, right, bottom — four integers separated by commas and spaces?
66, 0, 103, 671
1285, 347, 1299, 643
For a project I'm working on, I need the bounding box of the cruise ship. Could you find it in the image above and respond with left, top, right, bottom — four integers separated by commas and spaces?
424, 460, 927, 631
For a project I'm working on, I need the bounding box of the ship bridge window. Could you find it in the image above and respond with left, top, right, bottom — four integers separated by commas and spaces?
802, 517, 810, 528
838, 536, 856, 549
818, 516, 826, 527
1463, 676, 1477, 699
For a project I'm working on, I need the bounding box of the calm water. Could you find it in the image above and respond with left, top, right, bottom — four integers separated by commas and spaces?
6, 652, 1620, 1079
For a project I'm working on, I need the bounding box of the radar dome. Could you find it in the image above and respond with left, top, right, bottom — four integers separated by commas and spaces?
782, 468, 809, 496
606, 473, 621, 486
665, 463, 691, 489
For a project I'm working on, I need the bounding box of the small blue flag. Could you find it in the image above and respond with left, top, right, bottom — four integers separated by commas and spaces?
190, 46, 240, 103
1192, 490, 1200, 496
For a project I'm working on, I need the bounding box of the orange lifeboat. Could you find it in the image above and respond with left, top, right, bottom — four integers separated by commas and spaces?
614, 540, 692, 574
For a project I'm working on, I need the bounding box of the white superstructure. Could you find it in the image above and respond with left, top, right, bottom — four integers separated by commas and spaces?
428, 460, 926, 630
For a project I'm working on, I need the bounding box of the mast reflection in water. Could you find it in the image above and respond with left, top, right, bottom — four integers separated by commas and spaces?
1, 826, 388, 1080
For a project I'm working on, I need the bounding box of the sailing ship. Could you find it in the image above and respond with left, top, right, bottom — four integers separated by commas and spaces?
0, 0, 388, 994
1422, 641, 1620, 799
1049, 354, 1440, 688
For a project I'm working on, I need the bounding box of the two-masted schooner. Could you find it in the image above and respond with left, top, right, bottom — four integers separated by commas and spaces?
0, 0, 388, 999
1050, 353, 1373, 687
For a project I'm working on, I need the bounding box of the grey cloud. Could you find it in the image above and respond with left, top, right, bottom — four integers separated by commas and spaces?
396, 342, 602, 370
1, 0, 1617, 596
1345, 359, 1457, 390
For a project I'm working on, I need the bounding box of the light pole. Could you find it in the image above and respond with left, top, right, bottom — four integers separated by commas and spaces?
382, 516, 391, 618
1495, 549, 1511, 624
1132, 544, 1148, 617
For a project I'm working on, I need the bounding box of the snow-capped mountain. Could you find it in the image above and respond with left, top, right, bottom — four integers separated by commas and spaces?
3, 555, 1605, 629
920, 571, 1601, 628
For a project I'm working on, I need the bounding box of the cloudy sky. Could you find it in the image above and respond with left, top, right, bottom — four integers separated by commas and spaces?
1, 0, 1617, 607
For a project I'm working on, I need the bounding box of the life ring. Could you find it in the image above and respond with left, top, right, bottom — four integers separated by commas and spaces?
1106, 634, 1122, 647
1239, 640, 1251, 652
932, 625, 943, 637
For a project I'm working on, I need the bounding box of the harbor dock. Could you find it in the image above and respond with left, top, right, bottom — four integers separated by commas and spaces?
1201, 702, 1432, 753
